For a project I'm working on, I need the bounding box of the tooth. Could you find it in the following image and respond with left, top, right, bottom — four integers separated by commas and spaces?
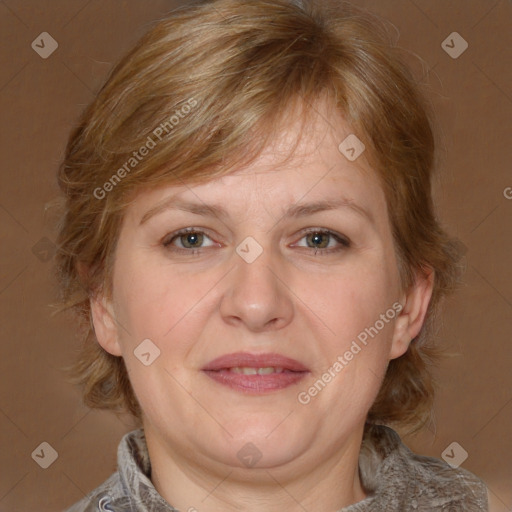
231, 367, 258, 375
257, 367, 275, 375
228, 367, 286, 375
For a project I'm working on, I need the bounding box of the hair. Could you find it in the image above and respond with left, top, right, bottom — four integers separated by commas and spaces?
55, 0, 465, 430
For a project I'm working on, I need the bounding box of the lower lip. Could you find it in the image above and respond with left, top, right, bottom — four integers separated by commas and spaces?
202, 369, 308, 393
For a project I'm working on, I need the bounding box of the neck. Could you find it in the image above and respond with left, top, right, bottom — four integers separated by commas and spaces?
145, 425, 367, 512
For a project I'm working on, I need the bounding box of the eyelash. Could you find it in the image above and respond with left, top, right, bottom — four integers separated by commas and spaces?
296, 228, 351, 255
162, 227, 216, 255
162, 227, 351, 256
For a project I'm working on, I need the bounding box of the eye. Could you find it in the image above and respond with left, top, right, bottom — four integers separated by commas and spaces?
162, 228, 217, 251
293, 229, 350, 254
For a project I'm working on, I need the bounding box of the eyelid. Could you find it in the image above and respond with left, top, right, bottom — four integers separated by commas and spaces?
161, 227, 351, 255
292, 228, 351, 248
162, 227, 219, 248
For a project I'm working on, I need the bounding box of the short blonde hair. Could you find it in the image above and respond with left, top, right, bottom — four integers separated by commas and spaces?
56, 0, 464, 429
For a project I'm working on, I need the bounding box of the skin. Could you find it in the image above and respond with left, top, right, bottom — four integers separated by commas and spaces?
91, 99, 434, 512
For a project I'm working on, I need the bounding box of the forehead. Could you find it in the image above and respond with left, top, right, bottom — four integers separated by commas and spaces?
125, 97, 386, 222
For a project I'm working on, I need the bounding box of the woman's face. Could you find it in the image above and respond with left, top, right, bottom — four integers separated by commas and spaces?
92, 102, 429, 474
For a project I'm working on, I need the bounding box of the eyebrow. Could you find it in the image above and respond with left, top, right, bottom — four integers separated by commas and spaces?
140, 199, 227, 225
139, 196, 373, 225
285, 199, 373, 223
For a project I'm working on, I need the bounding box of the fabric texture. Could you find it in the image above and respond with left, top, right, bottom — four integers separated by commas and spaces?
65, 424, 488, 511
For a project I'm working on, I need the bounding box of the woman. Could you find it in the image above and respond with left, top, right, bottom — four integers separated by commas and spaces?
58, 0, 491, 510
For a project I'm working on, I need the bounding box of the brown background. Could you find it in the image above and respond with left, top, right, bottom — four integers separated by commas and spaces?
0, 1, 510, 511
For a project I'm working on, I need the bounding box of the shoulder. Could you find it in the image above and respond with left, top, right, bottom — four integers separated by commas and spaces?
405, 448, 489, 510
360, 424, 489, 511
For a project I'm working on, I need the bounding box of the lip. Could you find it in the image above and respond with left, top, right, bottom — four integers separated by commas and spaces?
202, 352, 310, 394
202, 352, 309, 372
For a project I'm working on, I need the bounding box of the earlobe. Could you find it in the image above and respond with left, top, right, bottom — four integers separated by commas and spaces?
390, 268, 435, 360
90, 294, 123, 357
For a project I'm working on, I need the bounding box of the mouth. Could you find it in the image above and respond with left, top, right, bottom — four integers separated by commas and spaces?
202, 352, 310, 394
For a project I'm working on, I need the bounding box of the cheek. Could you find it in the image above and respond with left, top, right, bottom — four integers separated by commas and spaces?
300, 259, 400, 350
111, 252, 226, 388
113, 252, 206, 339
113, 259, 212, 418
296, 268, 400, 422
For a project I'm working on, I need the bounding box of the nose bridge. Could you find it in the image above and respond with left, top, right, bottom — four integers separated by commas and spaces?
220, 242, 294, 331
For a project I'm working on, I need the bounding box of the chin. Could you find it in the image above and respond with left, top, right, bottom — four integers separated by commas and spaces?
214, 415, 307, 469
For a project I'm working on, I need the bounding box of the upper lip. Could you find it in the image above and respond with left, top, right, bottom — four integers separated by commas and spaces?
202, 352, 309, 372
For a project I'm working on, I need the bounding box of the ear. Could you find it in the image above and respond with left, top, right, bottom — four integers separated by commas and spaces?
90, 293, 123, 357
390, 268, 434, 360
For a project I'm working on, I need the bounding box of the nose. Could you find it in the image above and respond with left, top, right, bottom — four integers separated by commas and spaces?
219, 248, 294, 333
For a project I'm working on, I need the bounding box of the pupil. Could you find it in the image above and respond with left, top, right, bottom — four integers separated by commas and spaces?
308, 232, 328, 248
182, 232, 202, 248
